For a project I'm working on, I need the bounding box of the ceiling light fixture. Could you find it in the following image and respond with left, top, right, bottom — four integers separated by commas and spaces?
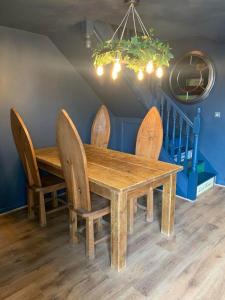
93, 0, 173, 81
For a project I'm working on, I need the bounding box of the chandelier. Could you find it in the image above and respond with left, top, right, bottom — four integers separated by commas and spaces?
93, 0, 173, 81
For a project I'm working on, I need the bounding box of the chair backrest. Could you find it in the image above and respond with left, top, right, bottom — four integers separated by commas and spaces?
135, 106, 163, 160
10, 108, 41, 188
91, 105, 111, 148
57, 109, 91, 211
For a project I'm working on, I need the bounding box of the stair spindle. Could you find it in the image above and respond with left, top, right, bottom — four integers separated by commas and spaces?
177, 116, 183, 164
160, 95, 164, 121
184, 123, 190, 172
192, 108, 201, 173
171, 109, 177, 158
165, 102, 171, 152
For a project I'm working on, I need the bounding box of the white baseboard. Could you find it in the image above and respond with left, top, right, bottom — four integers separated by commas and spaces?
155, 188, 196, 202
214, 183, 225, 188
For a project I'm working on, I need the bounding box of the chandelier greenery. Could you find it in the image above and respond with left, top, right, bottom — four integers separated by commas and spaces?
93, 0, 173, 81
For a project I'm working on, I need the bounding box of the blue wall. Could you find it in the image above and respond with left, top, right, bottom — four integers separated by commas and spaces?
0, 26, 103, 213
166, 38, 225, 185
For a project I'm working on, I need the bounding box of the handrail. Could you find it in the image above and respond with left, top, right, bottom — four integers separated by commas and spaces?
158, 89, 193, 127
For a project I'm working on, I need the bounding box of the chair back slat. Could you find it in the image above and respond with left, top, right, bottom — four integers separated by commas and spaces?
10, 108, 41, 187
57, 110, 91, 211
91, 105, 110, 148
135, 106, 163, 160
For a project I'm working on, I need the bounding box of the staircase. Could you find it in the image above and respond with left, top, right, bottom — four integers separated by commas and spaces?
156, 89, 216, 200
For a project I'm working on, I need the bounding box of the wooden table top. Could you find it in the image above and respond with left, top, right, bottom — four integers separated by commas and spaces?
35, 144, 182, 192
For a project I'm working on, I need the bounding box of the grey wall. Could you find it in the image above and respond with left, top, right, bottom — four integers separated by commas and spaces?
0, 26, 102, 213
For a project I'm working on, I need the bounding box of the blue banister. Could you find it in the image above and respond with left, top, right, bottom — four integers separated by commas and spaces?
157, 87, 201, 174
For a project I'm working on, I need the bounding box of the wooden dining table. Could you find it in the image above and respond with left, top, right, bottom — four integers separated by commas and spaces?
35, 144, 182, 272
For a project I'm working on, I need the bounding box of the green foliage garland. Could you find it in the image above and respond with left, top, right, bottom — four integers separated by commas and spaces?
93, 32, 173, 73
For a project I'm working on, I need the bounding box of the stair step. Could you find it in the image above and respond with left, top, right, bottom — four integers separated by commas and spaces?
197, 172, 215, 196
185, 160, 205, 174
174, 149, 193, 163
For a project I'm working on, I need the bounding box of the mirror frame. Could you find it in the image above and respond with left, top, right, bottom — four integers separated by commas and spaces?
169, 51, 215, 104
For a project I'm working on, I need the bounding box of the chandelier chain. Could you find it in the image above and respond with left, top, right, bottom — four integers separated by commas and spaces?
133, 7, 149, 37
110, 2, 150, 42
109, 4, 131, 42
120, 4, 132, 40
131, 4, 137, 36
134, 8, 145, 36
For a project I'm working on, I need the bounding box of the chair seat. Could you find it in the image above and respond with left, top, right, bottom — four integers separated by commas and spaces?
75, 193, 110, 218
34, 174, 66, 193
41, 174, 65, 187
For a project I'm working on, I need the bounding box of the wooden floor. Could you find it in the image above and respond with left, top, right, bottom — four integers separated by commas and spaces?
1, 186, 225, 300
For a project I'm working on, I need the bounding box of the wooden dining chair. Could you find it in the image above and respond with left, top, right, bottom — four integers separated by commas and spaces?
127, 106, 163, 233
91, 105, 111, 148
10, 108, 67, 227
57, 109, 110, 259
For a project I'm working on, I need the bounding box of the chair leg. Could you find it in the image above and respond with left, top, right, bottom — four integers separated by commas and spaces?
27, 187, 35, 219
86, 217, 95, 259
51, 191, 58, 208
146, 187, 154, 222
134, 198, 138, 214
69, 209, 78, 243
39, 191, 47, 227
127, 198, 134, 234
96, 217, 103, 233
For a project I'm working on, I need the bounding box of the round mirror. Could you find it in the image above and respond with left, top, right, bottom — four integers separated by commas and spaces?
169, 51, 215, 103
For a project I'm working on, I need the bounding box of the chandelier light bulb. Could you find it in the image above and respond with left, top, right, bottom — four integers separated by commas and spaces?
93, 1, 173, 82
112, 70, 118, 81
146, 61, 154, 74
156, 67, 163, 78
137, 70, 144, 81
114, 60, 122, 73
96, 66, 104, 76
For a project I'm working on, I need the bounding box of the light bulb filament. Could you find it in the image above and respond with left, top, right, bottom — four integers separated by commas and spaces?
156, 67, 163, 78
146, 61, 154, 74
137, 70, 144, 81
96, 66, 104, 76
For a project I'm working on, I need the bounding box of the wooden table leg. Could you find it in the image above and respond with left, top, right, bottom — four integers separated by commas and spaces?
146, 186, 154, 222
161, 174, 176, 237
111, 191, 127, 272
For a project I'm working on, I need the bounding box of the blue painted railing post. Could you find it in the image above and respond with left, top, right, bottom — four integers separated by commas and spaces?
192, 107, 201, 172
187, 107, 201, 200
165, 102, 171, 152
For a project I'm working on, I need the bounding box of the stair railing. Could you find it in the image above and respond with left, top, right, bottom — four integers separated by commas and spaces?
157, 89, 201, 174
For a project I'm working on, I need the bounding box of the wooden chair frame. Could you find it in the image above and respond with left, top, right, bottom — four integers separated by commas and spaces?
91, 105, 111, 148
127, 106, 163, 234
10, 108, 67, 226
57, 109, 110, 259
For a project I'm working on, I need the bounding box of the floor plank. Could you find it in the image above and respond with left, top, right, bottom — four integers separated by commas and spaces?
1, 186, 225, 300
